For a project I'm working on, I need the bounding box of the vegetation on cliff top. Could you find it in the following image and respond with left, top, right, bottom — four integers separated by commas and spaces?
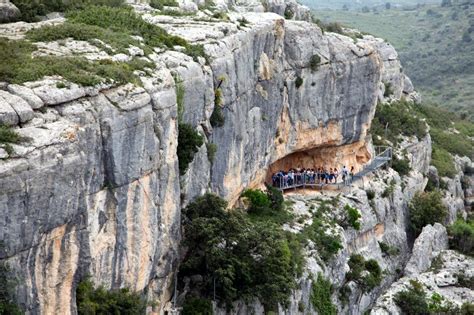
2, 4, 206, 87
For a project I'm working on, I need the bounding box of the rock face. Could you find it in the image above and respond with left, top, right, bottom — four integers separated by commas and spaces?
0, 0, 20, 23
372, 250, 474, 315
0, 3, 427, 315
404, 223, 448, 276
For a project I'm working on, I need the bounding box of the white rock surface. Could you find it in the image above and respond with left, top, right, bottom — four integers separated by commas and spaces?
404, 223, 449, 276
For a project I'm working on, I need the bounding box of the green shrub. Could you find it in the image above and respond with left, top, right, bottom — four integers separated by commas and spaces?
284, 7, 294, 19
430, 128, 472, 159
378, 241, 399, 256
366, 190, 375, 200
448, 219, 473, 256
176, 80, 185, 121
409, 191, 448, 236
180, 193, 301, 310
309, 54, 321, 71
455, 273, 474, 289
177, 123, 204, 175
425, 176, 438, 192
394, 280, 428, 315
241, 189, 271, 214
242, 187, 292, 225
301, 216, 342, 262
0, 124, 21, 155
0, 262, 22, 315
370, 100, 427, 144
338, 285, 351, 306
391, 155, 411, 176
344, 204, 361, 230
11, 0, 125, 22
381, 182, 395, 198
210, 106, 225, 127
150, 0, 178, 10
76, 278, 146, 315
266, 184, 284, 212
181, 297, 212, 315
310, 273, 337, 315
206, 143, 217, 164
324, 22, 345, 34
346, 254, 382, 292
210, 89, 224, 127
298, 301, 305, 312
383, 82, 393, 97
295, 77, 304, 88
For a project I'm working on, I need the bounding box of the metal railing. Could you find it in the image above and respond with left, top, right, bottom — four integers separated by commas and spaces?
270, 146, 392, 192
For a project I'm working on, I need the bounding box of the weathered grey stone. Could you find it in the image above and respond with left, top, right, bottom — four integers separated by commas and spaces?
372, 250, 474, 314
27, 78, 87, 106
7, 84, 44, 109
0, 147, 8, 159
0, 0, 20, 23
103, 84, 151, 112
0, 95, 18, 126
0, 90, 34, 123
405, 223, 448, 276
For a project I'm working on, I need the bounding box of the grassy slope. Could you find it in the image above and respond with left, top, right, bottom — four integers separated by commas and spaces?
313, 4, 474, 120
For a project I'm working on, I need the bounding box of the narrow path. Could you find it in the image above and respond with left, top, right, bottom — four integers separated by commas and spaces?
275, 147, 392, 192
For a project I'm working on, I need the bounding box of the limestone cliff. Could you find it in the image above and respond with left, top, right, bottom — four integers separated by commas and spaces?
0, 1, 454, 314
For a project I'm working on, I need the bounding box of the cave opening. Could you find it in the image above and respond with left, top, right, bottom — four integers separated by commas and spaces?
265, 142, 372, 186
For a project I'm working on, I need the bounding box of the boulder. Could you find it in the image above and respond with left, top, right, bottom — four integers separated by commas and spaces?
0, 0, 20, 23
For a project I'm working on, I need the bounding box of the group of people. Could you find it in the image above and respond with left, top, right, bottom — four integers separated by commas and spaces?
271, 166, 355, 189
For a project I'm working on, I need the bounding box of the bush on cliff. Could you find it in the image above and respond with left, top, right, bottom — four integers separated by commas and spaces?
0, 262, 22, 315
409, 191, 448, 236
177, 122, 203, 175
300, 201, 342, 262
181, 296, 212, 315
345, 254, 382, 292
180, 193, 302, 310
341, 204, 361, 230
394, 280, 429, 315
310, 273, 337, 315
448, 219, 474, 256
0, 124, 21, 155
371, 100, 427, 145
391, 154, 411, 176
241, 188, 291, 225
76, 278, 146, 315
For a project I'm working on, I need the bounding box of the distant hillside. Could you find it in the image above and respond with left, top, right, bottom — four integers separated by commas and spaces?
314, 2, 474, 120
300, 0, 439, 10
